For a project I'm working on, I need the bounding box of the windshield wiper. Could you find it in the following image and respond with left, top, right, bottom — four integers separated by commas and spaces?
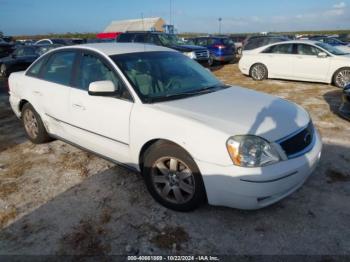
145, 84, 229, 103
165, 84, 228, 97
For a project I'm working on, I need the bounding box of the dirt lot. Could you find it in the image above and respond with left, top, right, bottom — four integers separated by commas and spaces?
0, 65, 350, 256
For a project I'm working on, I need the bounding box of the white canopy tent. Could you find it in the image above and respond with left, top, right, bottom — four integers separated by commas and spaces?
104, 17, 166, 32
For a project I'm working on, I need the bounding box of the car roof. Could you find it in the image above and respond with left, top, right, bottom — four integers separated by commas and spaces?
273, 40, 320, 45
195, 36, 229, 39
53, 43, 176, 56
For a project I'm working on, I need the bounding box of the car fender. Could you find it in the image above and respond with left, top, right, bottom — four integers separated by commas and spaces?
129, 103, 233, 171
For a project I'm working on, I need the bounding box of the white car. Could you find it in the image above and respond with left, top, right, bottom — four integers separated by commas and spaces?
239, 40, 350, 88
9, 43, 322, 211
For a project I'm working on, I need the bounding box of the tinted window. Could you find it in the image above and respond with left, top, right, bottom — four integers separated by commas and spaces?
14, 47, 36, 57
117, 34, 135, 42
324, 38, 342, 45
134, 34, 146, 43
148, 35, 162, 45
296, 44, 320, 56
263, 44, 293, 54
196, 38, 208, 46
245, 38, 264, 50
42, 52, 76, 85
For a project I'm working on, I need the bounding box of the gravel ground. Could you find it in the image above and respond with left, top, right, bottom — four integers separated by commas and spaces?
0, 66, 349, 256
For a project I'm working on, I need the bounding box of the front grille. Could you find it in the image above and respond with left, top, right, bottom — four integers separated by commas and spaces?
279, 122, 314, 158
195, 50, 209, 60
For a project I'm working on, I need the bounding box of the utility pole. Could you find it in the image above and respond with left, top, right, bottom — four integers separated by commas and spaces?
218, 17, 222, 35
169, 0, 173, 25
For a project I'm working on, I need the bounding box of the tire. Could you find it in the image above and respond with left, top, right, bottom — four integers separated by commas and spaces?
208, 55, 215, 67
142, 141, 206, 212
22, 103, 51, 144
333, 67, 350, 88
250, 63, 268, 81
0, 64, 7, 77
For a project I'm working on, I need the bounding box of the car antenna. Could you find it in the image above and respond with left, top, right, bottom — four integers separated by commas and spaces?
141, 12, 146, 51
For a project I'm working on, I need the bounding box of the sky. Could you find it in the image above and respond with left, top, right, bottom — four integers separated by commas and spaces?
0, 0, 349, 35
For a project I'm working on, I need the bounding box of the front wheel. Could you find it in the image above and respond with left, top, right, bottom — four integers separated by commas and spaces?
22, 103, 51, 144
250, 63, 268, 81
334, 67, 350, 88
143, 142, 206, 211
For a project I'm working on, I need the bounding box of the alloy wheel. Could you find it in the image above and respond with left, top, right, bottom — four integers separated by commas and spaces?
251, 64, 266, 80
336, 69, 350, 88
23, 109, 39, 139
151, 157, 195, 204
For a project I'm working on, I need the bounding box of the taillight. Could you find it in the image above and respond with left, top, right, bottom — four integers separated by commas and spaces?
213, 44, 226, 49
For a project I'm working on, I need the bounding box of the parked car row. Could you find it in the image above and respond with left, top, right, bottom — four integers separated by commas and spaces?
116, 31, 211, 65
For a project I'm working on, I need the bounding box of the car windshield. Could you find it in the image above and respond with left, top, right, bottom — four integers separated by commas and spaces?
111, 51, 226, 103
158, 34, 186, 46
315, 42, 349, 55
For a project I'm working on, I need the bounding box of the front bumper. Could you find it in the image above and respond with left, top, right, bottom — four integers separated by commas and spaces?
212, 54, 235, 62
9, 93, 21, 118
196, 130, 322, 210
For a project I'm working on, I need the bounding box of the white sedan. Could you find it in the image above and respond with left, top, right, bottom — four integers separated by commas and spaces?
239, 40, 350, 88
9, 43, 322, 211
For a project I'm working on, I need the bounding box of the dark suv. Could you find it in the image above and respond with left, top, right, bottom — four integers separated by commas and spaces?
243, 35, 290, 51
116, 32, 210, 64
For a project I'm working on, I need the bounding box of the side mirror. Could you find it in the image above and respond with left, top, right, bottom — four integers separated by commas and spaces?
317, 52, 328, 58
88, 80, 117, 96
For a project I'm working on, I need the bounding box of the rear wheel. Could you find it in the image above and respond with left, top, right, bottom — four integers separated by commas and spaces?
22, 103, 51, 144
250, 63, 268, 81
334, 67, 350, 88
143, 142, 206, 211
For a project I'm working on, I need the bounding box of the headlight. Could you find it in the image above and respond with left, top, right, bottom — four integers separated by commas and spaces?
226, 135, 280, 167
183, 51, 196, 59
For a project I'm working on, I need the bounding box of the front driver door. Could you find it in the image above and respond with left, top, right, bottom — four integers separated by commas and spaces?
68, 51, 134, 164
292, 44, 331, 82
259, 43, 295, 78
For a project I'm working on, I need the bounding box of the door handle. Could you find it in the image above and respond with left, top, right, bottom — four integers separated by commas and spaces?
33, 91, 42, 96
72, 104, 86, 110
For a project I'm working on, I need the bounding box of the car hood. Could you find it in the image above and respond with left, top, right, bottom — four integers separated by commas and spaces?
169, 44, 207, 52
154, 87, 310, 142
0, 56, 13, 63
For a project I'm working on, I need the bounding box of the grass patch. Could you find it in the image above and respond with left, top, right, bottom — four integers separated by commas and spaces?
151, 226, 189, 250
0, 208, 17, 228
